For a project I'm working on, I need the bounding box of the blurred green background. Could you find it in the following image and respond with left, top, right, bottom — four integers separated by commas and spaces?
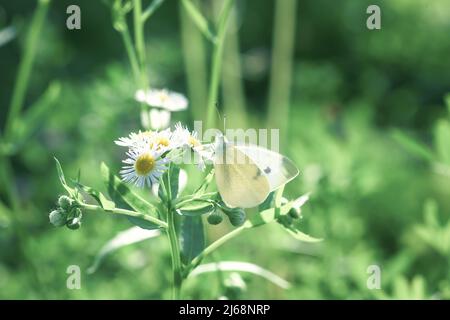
1, 0, 450, 299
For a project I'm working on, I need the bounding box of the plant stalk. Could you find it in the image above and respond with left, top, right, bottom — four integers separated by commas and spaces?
82, 203, 168, 228
266, 0, 297, 142
5, 0, 50, 138
133, 0, 149, 92
205, 0, 235, 129
167, 206, 183, 299
0, 0, 51, 297
221, 7, 247, 128
118, 24, 140, 85
179, 0, 208, 123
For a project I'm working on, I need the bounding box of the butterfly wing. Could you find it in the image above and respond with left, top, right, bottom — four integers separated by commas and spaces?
235, 144, 299, 191
214, 142, 271, 208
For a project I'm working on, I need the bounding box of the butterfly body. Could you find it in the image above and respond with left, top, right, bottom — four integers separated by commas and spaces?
213, 134, 299, 208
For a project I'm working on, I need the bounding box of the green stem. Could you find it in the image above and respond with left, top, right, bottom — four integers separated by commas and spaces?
221, 7, 247, 128
133, 0, 148, 91
266, 0, 297, 142
179, 0, 208, 122
0, 158, 44, 297
118, 24, 140, 85
167, 206, 182, 299
205, 0, 235, 129
81, 203, 168, 228
142, 0, 165, 22
187, 225, 245, 273
5, 0, 50, 138
0, 0, 51, 297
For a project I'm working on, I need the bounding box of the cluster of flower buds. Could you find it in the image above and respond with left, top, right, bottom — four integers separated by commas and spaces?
277, 206, 302, 228
49, 195, 83, 230
205, 200, 246, 227
276, 195, 307, 228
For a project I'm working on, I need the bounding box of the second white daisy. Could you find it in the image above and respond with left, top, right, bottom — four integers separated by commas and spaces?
120, 147, 169, 188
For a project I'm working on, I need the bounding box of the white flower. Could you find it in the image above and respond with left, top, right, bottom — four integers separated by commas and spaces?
135, 89, 188, 112
115, 131, 154, 149
149, 128, 176, 152
172, 122, 211, 171
172, 123, 199, 148
146, 109, 171, 130
120, 147, 169, 188
136, 89, 188, 130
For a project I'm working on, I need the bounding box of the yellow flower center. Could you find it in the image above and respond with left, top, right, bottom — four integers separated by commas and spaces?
188, 135, 200, 147
134, 153, 155, 176
150, 137, 170, 150
159, 92, 169, 102
155, 137, 170, 148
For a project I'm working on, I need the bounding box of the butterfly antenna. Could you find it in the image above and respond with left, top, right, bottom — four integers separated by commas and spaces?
215, 104, 222, 124
223, 114, 227, 133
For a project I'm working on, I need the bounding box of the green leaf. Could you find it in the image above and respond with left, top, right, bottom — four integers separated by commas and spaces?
244, 201, 294, 228
101, 162, 160, 230
74, 181, 115, 210
159, 163, 180, 201
87, 227, 161, 274
181, 0, 216, 43
54, 157, 76, 198
434, 119, 450, 164
177, 200, 215, 216
189, 261, 291, 289
0, 200, 11, 227
8, 82, 61, 152
445, 93, 450, 115
180, 216, 205, 265
392, 129, 435, 162
193, 167, 215, 196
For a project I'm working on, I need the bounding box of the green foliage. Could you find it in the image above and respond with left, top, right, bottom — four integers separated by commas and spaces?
158, 163, 180, 202
74, 181, 115, 211
101, 162, 160, 229
87, 227, 161, 274
2, 0, 450, 300
180, 216, 205, 265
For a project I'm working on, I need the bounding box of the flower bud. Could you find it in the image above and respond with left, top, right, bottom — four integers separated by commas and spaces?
66, 208, 82, 230
288, 207, 301, 219
57, 195, 73, 211
66, 216, 82, 230
225, 208, 246, 227
207, 209, 224, 225
278, 214, 293, 228
72, 208, 83, 218
49, 209, 67, 227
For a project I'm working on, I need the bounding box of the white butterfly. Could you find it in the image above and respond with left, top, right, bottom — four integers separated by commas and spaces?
213, 134, 299, 208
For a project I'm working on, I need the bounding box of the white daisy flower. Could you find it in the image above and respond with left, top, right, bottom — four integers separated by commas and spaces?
115, 130, 154, 149
149, 128, 176, 152
136, 89, 188, 112
120, 147, 169, 188
148, 109, 171, 130
172, 122, 211, 171
136, 89, 188, 130
172, 123, 201, 148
